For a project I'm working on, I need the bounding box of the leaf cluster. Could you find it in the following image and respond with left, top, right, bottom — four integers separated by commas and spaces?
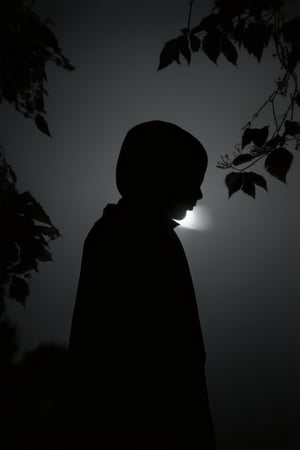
158, 0, 283, 70
0, 151, 60, 306
158, 0, 299, 198
224, 121, 296, 197
0, 0, 75, 136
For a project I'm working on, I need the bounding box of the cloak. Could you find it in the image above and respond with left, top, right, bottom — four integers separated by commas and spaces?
68, 199, 216, 449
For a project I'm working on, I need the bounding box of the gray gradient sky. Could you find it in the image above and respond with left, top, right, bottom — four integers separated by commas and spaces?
1, 1, 300, 448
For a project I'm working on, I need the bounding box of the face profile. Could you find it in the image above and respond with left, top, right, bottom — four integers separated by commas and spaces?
162, 166, 206, 220
116, 120, 208, 220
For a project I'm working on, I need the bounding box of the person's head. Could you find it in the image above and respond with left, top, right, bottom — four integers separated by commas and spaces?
116, 120, 208, 220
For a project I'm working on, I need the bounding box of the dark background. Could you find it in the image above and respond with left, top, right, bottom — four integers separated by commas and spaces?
1, 1, 300, 448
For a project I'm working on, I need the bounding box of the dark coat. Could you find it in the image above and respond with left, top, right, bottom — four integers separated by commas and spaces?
68, 199, 216, 449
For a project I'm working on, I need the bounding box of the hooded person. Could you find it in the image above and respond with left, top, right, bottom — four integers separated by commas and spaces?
68, 120, 216, 449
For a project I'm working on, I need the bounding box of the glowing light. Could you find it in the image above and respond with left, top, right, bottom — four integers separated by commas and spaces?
176, 205, 211, 231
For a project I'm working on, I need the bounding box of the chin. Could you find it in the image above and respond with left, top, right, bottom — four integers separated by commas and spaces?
172, 209, 188, 220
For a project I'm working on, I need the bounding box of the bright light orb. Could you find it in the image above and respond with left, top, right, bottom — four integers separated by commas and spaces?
176, 205, 211, 231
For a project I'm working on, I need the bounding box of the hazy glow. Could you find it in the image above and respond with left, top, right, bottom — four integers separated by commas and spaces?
176, 205, 211, 230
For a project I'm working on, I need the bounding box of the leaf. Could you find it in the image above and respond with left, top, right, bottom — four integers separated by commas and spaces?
202, 31, 222, 64
233, 20, 245, 45
241, 126, 269, 148
265, 147, 293, 183
221, 36, 238, 65
27, 237, 52, 262
190, 34, 201, 52
9, 276, 30, 305
192, 14, 219, 33
242, 23, 273, 62
252, 126, 269, 147
157, 38, 180, 70
35, 114, 51, 136
34, 225, 61, 241
35, 243, 53, 262
178, 35, 191, 65
61, 56, 76, 72
241, 173, 256, 198
16, 247, 39, 273
284, 120, 300, 137
17, 192, 53, 225
219, 16, 234, 34
232, 153, 255, 166
225, 172, 244, 197
3, 241, 19, 267
249, 172, 268, 191
242, 128, 254, 148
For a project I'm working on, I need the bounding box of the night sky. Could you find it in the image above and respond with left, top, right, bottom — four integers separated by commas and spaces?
1, 1, 300, 448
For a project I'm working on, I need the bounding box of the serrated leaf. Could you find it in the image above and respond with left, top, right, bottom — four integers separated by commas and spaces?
17, 192, 53, 225
225, 172, 244, 197
157, 38, 181, 70
202, 31, 222, 64
265, 147, 293, 183
221, 36, 238, 65
284, 120, 300, 136
36, 245, 53, 262
190, 34, 201, 52
178, 35, 191, 65
35, 114, 51, 137
248, 172, 268, 191
29, 237, 53, 262
242, 23, 272, 62
34, 224, 61, 240
9, 276, 29, 305
232, 153, 254, 166
241, 173, 255, 198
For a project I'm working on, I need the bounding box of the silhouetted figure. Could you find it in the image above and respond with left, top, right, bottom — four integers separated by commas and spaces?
68, 121, 216, 449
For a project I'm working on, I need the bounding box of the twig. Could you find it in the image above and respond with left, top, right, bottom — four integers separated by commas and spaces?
187, 0, 197, 31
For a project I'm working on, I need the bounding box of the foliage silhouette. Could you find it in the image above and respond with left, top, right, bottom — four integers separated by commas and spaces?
0, 0, 74, 136
0, 152, 60, 306
158, 0, 300, 197
0, 0, 73, 305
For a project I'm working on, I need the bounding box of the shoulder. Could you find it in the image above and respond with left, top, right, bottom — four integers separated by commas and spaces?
82, 203, 145, 260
